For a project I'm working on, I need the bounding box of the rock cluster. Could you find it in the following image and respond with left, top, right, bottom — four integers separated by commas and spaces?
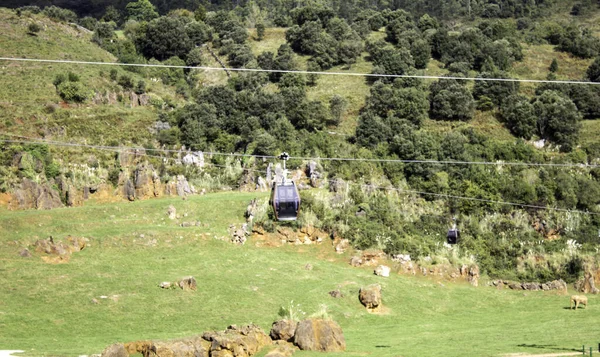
32, 236, 87, 263
491, 279, 567, 291
159, 277, 197, 291
9, 178, 63, 210
269, 318, 345, 353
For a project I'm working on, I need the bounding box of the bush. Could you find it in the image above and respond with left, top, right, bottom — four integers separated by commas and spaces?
107, 168, 121, 187
67, 71, 80, 82
27, 23, 41, 34
135, 80, 146, 94
42, 6, 77, 23
118, 74, 135, 90
109, 68, 118, 81
57, 82, 90, 103
53, 73, 66, 88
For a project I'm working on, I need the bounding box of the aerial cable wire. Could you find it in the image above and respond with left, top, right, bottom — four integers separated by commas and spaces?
1, 135, 596, 216
338, 180, 600, 216
1, 56, 600, 85
0, 134, 597, 168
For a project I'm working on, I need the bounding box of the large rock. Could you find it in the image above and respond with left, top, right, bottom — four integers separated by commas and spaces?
359, 284, 382, 310
575, 270, 600, 294
203, 324, 272, 357
125, 338, 208, 357
100, 343, 128, 357
270, 320, 298, 342
374, 265, 391, 277
9, 178, 63, 210
293, 319, 345, 352
134, 164, 161, 198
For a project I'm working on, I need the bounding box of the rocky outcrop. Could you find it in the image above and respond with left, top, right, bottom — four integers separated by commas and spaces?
134, 164, 161, 198
491, 279, 567, 292
359, 284, 382, 311
270, 320, 298, 342
100, 343, 128, 357
33, 236, 87, 263
9, 178, 63, 210
293, 319, 345, 352
575, 270, 599, 294
202, 324, 271, 357
124, 337, 208, 357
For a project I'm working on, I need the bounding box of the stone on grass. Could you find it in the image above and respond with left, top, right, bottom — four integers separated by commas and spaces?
270, 320, 298, 342
374, 265, 390, 277
293, 319, 345, 352
359, 284, 382, 310
178, 276, 197, 291
100, 343, 128, 357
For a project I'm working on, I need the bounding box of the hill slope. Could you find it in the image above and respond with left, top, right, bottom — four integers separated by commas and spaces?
0, 193, 598, 357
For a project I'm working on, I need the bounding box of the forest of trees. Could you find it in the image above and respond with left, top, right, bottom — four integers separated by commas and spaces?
5, 0, 600, 281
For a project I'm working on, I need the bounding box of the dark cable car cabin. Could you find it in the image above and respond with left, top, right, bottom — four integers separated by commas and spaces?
447, 228, 460, 245
270, 182, 301, 221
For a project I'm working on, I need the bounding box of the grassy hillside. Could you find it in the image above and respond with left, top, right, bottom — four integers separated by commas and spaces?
0, 193, 599, 357
0, 8, 181, 148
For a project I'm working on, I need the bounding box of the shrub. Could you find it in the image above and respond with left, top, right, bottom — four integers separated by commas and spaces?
109, 68, 118, 81
27, 23, 41, 34
118, 74, 135, 90
67, 71, 80, 82
53, 73, 66, 87
42, 6, 77, 23
135, 80, 146, 95
107, 168, 120, 187
57, 82, 90, 103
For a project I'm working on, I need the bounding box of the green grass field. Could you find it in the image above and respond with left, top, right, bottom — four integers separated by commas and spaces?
1, 193, 599, 357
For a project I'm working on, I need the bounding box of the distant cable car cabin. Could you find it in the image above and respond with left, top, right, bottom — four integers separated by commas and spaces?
270, 152, 301, 221
447, 218, 460, 245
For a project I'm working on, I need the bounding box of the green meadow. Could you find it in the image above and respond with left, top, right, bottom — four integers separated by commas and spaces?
0, 193, 598, 357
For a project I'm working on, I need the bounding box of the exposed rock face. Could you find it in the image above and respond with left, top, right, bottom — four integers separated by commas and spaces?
575, 270, 599, 294
125, 338, 208, 357
265, 343, 295, 357
9, 178, 63, 210
182, 151, 205, 168
359, 284, 382, 310
293, 319, 346, 352
375, 265, 391, 277
202, 324, 272, 357
491, 279, 567, 292
100, 343, 128, 357
270, 320, 298, 342
134, 165, 161, 198
466, 264, 480, 287
123, 179, 135, 201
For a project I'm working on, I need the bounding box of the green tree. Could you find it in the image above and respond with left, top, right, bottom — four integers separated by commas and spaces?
126, 0, 159, 22
429, 79, 475, 121
138, 16, 192, 60
534, 90, 582, 152
549, 58, 558, 73
256, 22, 265, 41
472, 71, 520, 106
102, 6, 121, 24
586, 56, 600, 82
500, 95, 537, 139
330, 95, 348, 125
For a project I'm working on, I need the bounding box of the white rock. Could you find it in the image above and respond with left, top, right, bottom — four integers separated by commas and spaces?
374, 265, 391, 277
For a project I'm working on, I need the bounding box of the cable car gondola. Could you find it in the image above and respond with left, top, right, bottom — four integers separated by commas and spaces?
447, 217, 460, 245
270, 153, 301, 221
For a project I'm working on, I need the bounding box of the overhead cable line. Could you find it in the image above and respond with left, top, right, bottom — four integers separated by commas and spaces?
1, 56, 599, 85
0, 135, 595, 216
342, 181, 600, 216
0, 134, 596, 168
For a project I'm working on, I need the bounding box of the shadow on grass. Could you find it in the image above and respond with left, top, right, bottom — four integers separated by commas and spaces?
517, 343, 581, 352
